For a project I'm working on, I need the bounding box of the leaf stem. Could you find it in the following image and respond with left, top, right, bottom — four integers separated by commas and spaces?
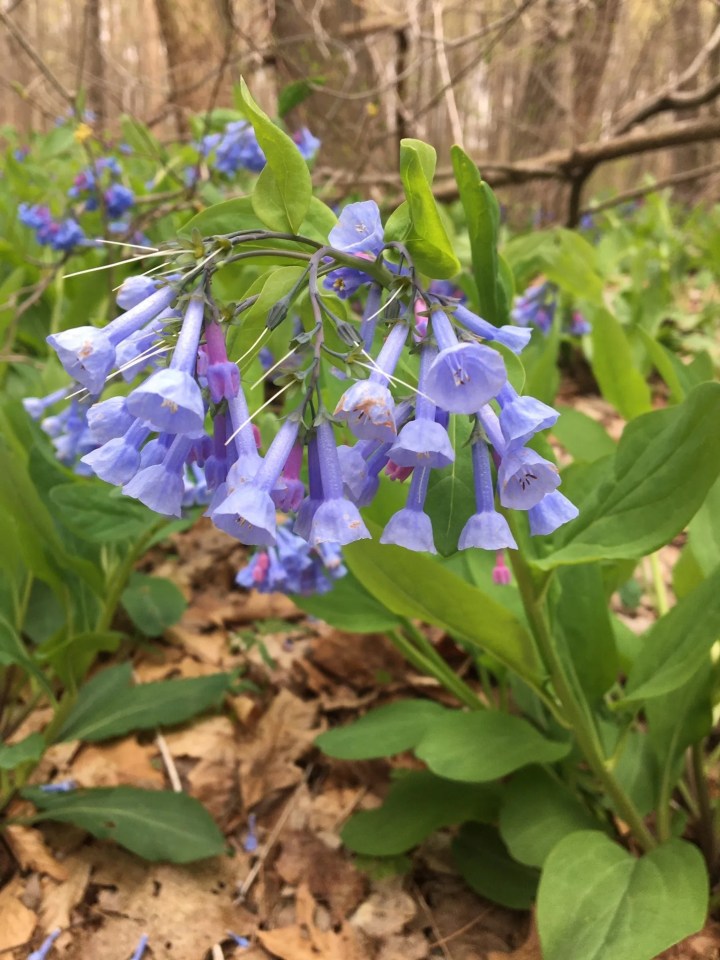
390, 625, 483, 711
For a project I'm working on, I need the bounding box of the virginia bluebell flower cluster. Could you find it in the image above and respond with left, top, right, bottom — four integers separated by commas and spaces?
236, 521, 347, 596
512, 281, 591, 337
68, 156, 135, 230
40, 199, 577, 581
201, 120, 320, 177
18, 203, 86, 251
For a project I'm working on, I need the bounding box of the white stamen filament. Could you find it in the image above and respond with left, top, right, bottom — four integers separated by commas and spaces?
224, 379, 296, 447
250, 345, 300, 389
235, 327, 271, 366
64, 251, 171, 279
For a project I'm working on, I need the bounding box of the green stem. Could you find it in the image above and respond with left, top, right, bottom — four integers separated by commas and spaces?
691, 741, 716, 873
509, 550, 656, 852
389, 628, 483, 711
649, 552, 670, 616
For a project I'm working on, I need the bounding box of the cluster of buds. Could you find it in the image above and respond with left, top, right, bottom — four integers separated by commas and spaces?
37, 199, 577, 570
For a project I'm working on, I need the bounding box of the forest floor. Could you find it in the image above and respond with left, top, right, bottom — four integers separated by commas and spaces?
2, 389, 720, 960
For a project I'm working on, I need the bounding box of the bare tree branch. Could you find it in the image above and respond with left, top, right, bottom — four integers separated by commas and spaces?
580, 159, 720, 216
0, 7, 74, 105
613, 17, 720, 134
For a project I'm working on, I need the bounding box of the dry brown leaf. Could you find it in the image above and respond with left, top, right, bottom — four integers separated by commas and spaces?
276, 830, 366, 922
4, 825, 67, 881
378, 932, 429, 960
0, 877, 37, 951
61, 847, 251, 960
350, 881, 417, 939
258, 884, 366, 960
309, 628, 405, 690
488, 917, 541, 960
166, 624, 228, 665
39, 854, 91, 932
71, 738, 165, 789
239, 689, 319, 809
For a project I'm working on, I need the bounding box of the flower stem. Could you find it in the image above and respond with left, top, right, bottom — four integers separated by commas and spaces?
509, 549, 656, 852
390, 624, 483, 711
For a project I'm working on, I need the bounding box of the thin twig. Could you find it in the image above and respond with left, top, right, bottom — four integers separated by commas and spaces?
156, 732, 183, 793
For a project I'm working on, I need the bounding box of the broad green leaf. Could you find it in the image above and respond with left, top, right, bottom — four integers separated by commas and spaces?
399, 139, 460, 278
0, 613, 54, 697
292, 571, 401, 633
538, 833, 708, 960
554, 565, 618, 702
552, 407, 616, 463
611, 731, 658, 815
522, 322, 560, 406
637, 328, 692, 403
415, 712, 569, 782
57, 668, 230, 743
686, 475, 720, 576
589, 307, 652, 419
451, 147, 503, 324
23, 786, 226, 862
121, 573, 187, 637
499, 768, 601, 867
538, 383, 720, 567
425, 417, 475, 556
622, 565, 720, 703
315, 700, 446, 760
225, 265, 305, 361
344, 538, 543, 683
53, 663, 132, 741
342, 771, 499, 855
238, 79, 312, 232
453, 823, 539, 910
50, 483, 155, 543
179, 196, 266, 238
0, 733, 45, 770
36, 629, 123, 688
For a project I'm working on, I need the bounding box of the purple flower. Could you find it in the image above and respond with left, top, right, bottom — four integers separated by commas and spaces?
104, 183, 134, 218
309, 421, 371, 546
125, 296, 205, 434
528, 490, 578, 535
492, 552, 512, 585
117, 276, 158, 310
570, 311, 591, 336
380, 466, 436, 553
212, 418, 301, 545
497, 447, 560, 510
389, 343, 454, 468
425, 310, 507, 415
496, 384, 558, 451
81, 419, 150, 485
46, 327, 115, 395
86, 396, 135, 444
293, 433, 323, 540
204, 321, 240, 402
272, 439, 305, 512
27, 928, 61, 960
22, 386, 69, 420
122, 434, 194, 516
458, 437, 517, 551
329, 200, 384, 256
334, 321, 408, 441
453, 304, 532, 355
293, 127, 321, 160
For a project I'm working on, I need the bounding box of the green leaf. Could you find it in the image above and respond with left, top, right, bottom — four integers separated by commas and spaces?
622, 565, 720, 703
499, 768, 601, 867
451, 147, 503, 324
277, 78, 322, 118
415, 712, 569, 782
180, 196, 266, 238
0, 733, 44, 770
342, 771, 499, 855
554, 565, 618, 702
0, 613, 55, 698
50, 483, 155, 543
56, 664, 230, 742
344, 538, 543, 684
538, 833, 708, 960
399, 139, 460, 278
121, 573, 187, 637
225, 265, 305, 361
552, 407, 616, 463
292, 571, 402, 633
453, 823, 539, 910
538, 383, 720, 567
588, 307, 652, 419
238, 78, 312, 232
22, 786, 226, 862
315, 700, 446, 760
425, 417, 475, 556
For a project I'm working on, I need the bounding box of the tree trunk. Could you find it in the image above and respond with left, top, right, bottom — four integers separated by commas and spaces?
272, 0, 393, 179
153, 0, 235, 136
671, 0, 708, 183
571, 0, 621, 141
84, 0, 106, 127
